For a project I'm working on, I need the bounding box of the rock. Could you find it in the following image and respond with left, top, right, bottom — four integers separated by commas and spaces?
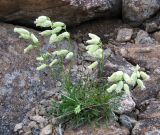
114, 94, 136, 114
64, 122, 130, 135
28, 121, 38, 129
153, 31, 160, 43
145, 22, 158, 33
40, 124, 53, 135
139, 100, 160, 119
0, 23, 58, 135
30, 116, 45, 124
119, 115, 137, 130
116, 28, 133, 42
123, 0, 160, 26
114, 44, 160, 74
14, 123, 23, 132
0, 0, 122, 26
135, 30, 156, 45
132, 119, 160, 135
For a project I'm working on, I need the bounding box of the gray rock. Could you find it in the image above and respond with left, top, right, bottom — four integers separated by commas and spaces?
119, 115, 137, 129
114, 94, 136, 114
14, 123, 23, 132
30, 116, 45, 124
145, 22, 158, 33
0, 0, 122, 26
135, 30, 156, 45
153, 31, 160, 43
116, 28, 133, 42
123, 0, 160, 26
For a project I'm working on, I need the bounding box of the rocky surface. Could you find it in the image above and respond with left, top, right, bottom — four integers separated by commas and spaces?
0, 23, 58, 135
0, 0, 121, 26
123, 0, 160, 26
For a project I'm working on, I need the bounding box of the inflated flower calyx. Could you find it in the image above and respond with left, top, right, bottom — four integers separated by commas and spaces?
107, 84, 117, 93
86, 39, 100, 45
24, 44, 34, 53
137, 79, 146, 90
88, 33, 100, 41
88, 61, 98, 69
36, 64, 48, 71
52, 27, 63, 34
115, 81, 124, 93
56, 49, 69, 56
135, 65, 140, 71
86, 45, 99, 52
36, 57, 44, 61
34, 16, 48, 24
108, 71, 124, 82
140, 71, 150, 80
52, 22, 66, 28
31, 34, 39, 44
93, 48, 103, 59
123, 73, 132, 85
34, 16, 52, 27
131, 72, 137, 86
123, 84, 130, 94
14, 28, 30, 39
49, 59, 58, 67
136, 71, 140, 78
49, 34, 58, 44
40, 30, 52, 36
65, 52, 74, 60
74, 105, 81, 114
60, 32, 70, 39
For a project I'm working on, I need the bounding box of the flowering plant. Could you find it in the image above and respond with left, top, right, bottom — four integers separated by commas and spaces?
14, 16, 150, 127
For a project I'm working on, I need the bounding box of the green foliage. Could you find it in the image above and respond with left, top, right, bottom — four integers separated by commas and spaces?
14, 16, 150, 128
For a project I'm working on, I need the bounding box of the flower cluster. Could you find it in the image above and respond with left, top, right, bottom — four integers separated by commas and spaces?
107, 65, 150, 94
86, 33, 104, 69
14, 28, 39, 53
34, 16, 70, 44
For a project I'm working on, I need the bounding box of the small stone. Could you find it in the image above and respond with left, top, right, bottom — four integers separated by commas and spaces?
114, 94, 136, 114
28, 121, 38, 128
30, 115, 45, 124
145, 22, 158, 33
116, 28, 133, 42
135, 30, 156, 45
56, 81, 62, 87
119, 115, 137, 129
14, 123, 23, 132
40, 124, 53, 135
153, 31, 160, 43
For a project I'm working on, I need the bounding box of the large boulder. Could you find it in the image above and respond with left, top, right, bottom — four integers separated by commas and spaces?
0, 23, 57, 135
0, 0, 121, 26
122, 0, 160, 26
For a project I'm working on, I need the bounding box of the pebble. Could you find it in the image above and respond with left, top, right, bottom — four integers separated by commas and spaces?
30, 115, 45, 124
40, 124, 53, 135
14, 123, 23, 132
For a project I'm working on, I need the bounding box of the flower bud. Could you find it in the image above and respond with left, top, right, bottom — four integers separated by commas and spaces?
123, 84, 130, 94
19, 34, 31, 40
52, 27, 62, 34
52, 22, 65, 28
42, 20, 52, 27
137, 79, 146, 90
135, 65, 140, 71
14, 28, 30, 35
108, 71, 123, 82
131, 72, 137, 86
31, 34, 39, 44
136, 71, 140, 78
107, 84, 117, 93
140, 71, 150, 80
86, 45, 99, 52
57, 49, 69, 56
36, 57, 44, 61
34, 16, 48, 24
61, 32, 70, 39
36, 64, 48, 71
123, 73, 132, 85
65, 52, 74, 60
49, 34, 58, 44
86, 39, 100, 45
40, 30, 52, 36
49, 59, 58, 67
115, 81, 124, 93
88, 33, 100, 41
24, 44, 34, 53
87, 61, 98, 69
